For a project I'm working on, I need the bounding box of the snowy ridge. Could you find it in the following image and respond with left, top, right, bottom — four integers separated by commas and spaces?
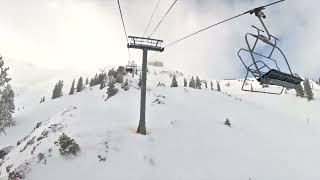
1, 64, 320, 180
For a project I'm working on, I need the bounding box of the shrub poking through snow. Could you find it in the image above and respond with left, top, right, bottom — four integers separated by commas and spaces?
157, 82, 166, 87
225, 118, 231, 127
57, 133, 80, 156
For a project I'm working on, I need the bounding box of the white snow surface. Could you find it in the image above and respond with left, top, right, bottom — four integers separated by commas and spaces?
1, 63, 320, 180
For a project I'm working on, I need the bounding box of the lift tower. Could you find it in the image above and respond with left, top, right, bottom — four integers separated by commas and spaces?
127, 36, 164, 135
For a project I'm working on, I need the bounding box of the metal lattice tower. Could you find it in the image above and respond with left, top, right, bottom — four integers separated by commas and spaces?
127, 36, 164, 135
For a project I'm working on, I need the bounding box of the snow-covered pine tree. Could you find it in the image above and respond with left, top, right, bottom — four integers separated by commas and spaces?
69, 79, 75, 95
304, 79, 314, 101
0, 56, 11, 87
210, 81, 213, 90
108, 69, 117, 79
52, 80, 64, 99
122, 79, 129, 91
93, 74, 98, 86
217, 81, 221, 92
107, 78, 118, 99
52, 84, 57, 99
114, 67, 124, 84
171, 75, 178, 87
76, 77, 84, 92
100, 76, 107, 90
117, 66, 126, 75
0, 57, 15, 134
195, 76, 201, 89
204, 81, 208, 89
0, 97, 14, 134
295, 82, 305, 98
97, 73, 106, 85
89, 78, 94, 87
116, 73, 123, 84
184, 78, 187, 87
2, 84, 15, 113
189, 76, 195, 88
85, 78, 89, 85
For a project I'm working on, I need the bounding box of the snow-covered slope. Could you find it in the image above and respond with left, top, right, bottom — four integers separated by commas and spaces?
1, 64, 320, 180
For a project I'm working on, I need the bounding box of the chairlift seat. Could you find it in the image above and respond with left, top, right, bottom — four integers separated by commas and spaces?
257, 69, 303, 89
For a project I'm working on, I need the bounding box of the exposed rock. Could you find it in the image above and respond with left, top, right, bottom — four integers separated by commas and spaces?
0, 146, 14, 159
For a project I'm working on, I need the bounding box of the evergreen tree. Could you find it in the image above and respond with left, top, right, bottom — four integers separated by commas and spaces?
0, 57, 15, 134
0, 56, 11, 87
184, 78, 187, 87
0, 97, 14, 134
52, 80, 64, 99
97, 73, 106, 85
69, 79, 75, 95
116, 73, 123, 83
2, 84, 15, 113
204, 81, 208, 89
210, 81, 213, 90
117, 66, 126, 75
76, 77, 84, 92
93, 74, 98, 85
108, 69, 117, 78
100, 76, 107, 90
122, 79, 130, 91
107, 78, 118, 99
195, 76, 201, 89
295, 82, 305, 98
89, 78, 94, 87
171, 75, 178, 87
85, 78, 89, 85
217, 81, 221, 92
189, 77, 195, 88
304, 79, 314, 101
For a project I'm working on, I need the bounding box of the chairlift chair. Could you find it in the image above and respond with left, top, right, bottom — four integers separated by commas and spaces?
238, 7, 303, 94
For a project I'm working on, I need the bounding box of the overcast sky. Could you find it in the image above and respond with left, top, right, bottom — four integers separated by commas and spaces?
0, 0, 318, 79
